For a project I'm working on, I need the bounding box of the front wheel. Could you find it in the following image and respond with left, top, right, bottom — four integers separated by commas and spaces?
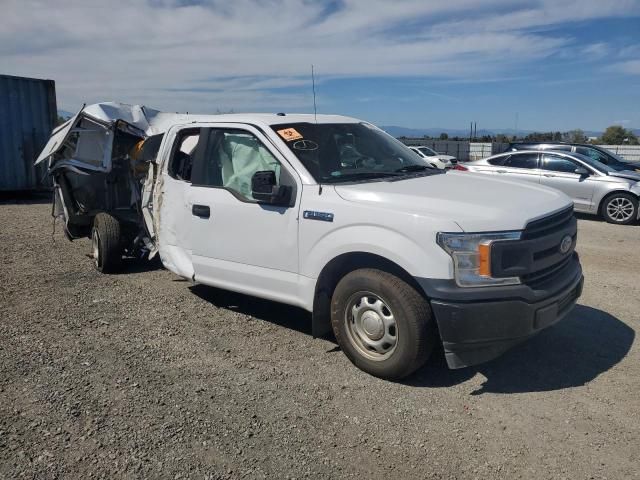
601, 193, 638, 225
91, 213, 123, 273
331, 269, 436, 380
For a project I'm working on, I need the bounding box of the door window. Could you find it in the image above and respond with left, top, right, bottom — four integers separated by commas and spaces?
576, 147, 609, 164
503, 153, 539, 169
191, 129, 281, 201
488, 155, 509, 166
548, 145, 572, 152
169, 129, 201, 182
541, 154, 579, 173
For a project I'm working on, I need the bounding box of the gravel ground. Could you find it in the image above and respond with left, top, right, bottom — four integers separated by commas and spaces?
0, 199, 638, 479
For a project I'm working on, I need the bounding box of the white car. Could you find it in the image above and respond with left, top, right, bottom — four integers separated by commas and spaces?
36, 103, 583, 380
462, 150, 640, 225
409, 145, 457, 169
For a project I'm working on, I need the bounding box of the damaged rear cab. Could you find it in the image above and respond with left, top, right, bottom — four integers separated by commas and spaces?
36, 103, 163, 262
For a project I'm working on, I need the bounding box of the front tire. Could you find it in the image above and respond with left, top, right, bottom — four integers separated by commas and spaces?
331, 269, 436, 380
91, 213, 123, 273
601, 193, 638, 225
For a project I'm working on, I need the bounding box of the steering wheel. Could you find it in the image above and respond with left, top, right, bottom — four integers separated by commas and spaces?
354, 155, 377, 169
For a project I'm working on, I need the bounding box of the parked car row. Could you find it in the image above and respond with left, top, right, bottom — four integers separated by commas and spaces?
509, 142, 640, 172
36, 103, 584, 380
458, 147, 640, 225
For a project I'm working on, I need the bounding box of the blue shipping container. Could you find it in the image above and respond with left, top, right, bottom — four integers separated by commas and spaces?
0, 74, 57, 191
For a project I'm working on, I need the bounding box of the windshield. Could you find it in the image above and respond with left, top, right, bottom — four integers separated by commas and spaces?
417, 146, 437, 156
592, 147, 634, 168
591, 147, 626, 163
572, 153, 615, 173
271, 122, 434, 183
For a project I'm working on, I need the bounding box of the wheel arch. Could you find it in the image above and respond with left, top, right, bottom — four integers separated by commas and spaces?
597, 189, 639, 216
311, 251, 427, 338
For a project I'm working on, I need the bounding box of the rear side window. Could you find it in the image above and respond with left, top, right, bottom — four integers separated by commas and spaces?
488, 155, 509, 166
169, 129, 201, 181
504, 153, 539, 169
541, 154, 578, 173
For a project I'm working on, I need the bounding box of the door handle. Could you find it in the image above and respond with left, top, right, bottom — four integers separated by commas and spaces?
192, 204, 210, 219
543, 173, 556, 177
496, 169, 507, 173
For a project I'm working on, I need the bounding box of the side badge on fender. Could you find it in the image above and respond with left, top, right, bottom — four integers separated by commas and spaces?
303, 211, 334, 222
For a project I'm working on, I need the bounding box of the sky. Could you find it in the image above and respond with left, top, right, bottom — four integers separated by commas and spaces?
3, 0, 640, 132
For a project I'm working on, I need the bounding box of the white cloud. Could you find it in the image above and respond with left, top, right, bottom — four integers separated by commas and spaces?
581, 42, 610, 59
2, 0, 639, 113
609, 60, 640, 75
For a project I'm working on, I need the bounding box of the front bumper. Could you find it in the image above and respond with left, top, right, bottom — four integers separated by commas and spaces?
417, 254, 583, 369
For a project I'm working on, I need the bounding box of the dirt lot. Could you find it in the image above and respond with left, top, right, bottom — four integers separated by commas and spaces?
0, 199, 638, 479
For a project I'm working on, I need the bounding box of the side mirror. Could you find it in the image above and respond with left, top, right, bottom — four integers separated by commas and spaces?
574, 167, 589, 176
251, 171, 291, 205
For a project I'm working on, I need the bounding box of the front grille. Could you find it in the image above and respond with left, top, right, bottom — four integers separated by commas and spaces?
521, 253, 573, 289
491, 206, 577, 288
520, 207, 577, 288
522, 206, 574, 240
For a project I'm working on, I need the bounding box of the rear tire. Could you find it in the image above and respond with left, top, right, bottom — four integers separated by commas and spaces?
91, 213, 123, 273
601, 193, 638, 225
331, 269, 435, 380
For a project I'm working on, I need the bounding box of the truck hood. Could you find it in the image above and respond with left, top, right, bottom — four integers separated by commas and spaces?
333, 171, 571, 232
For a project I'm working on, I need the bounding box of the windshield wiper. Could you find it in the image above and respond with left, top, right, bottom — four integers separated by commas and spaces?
321, 171, 401, 183
395, 164, 431, 173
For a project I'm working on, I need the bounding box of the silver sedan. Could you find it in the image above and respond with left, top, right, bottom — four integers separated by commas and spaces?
462, 150, 640, 225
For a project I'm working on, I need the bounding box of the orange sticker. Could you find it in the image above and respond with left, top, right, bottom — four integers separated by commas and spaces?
277, 127, 303, 142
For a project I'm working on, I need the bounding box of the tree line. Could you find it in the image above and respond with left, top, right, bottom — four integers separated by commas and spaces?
420, 126, 639, 145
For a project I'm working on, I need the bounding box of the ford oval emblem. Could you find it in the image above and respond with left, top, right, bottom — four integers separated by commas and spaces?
559, 235, 572, 254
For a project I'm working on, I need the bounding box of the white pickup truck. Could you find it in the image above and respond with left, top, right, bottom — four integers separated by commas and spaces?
36, 103, 584, 379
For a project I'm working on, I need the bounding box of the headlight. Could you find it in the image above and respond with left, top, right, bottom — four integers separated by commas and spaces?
437, 231, 522, 287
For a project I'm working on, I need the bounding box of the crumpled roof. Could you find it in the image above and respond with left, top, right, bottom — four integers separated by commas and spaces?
82, 102, 195, 135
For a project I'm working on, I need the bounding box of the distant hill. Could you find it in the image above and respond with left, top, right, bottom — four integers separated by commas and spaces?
380, 126, 474, 138
380, 125, 618, 139
380, 125, 542, 138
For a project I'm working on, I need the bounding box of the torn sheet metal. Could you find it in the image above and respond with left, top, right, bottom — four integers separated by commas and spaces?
35, 102, 216, 171
35, 107, 85, 165
35, 102, 211, 256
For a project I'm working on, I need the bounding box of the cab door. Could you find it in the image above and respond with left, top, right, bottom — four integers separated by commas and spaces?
539, 153, 596, 212
188, 125, 302, 305
153, 126, 203, 278
494, 152, 542, 184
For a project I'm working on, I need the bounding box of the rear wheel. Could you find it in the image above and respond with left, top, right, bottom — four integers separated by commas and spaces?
91, 213, 123, 273
601, 193, 638, 225
331, 269, 435, 380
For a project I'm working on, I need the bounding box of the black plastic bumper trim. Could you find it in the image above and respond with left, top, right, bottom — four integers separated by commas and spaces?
417, 259, 583, 369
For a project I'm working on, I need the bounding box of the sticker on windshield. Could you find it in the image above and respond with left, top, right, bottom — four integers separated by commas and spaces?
277, 127, 303, 142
